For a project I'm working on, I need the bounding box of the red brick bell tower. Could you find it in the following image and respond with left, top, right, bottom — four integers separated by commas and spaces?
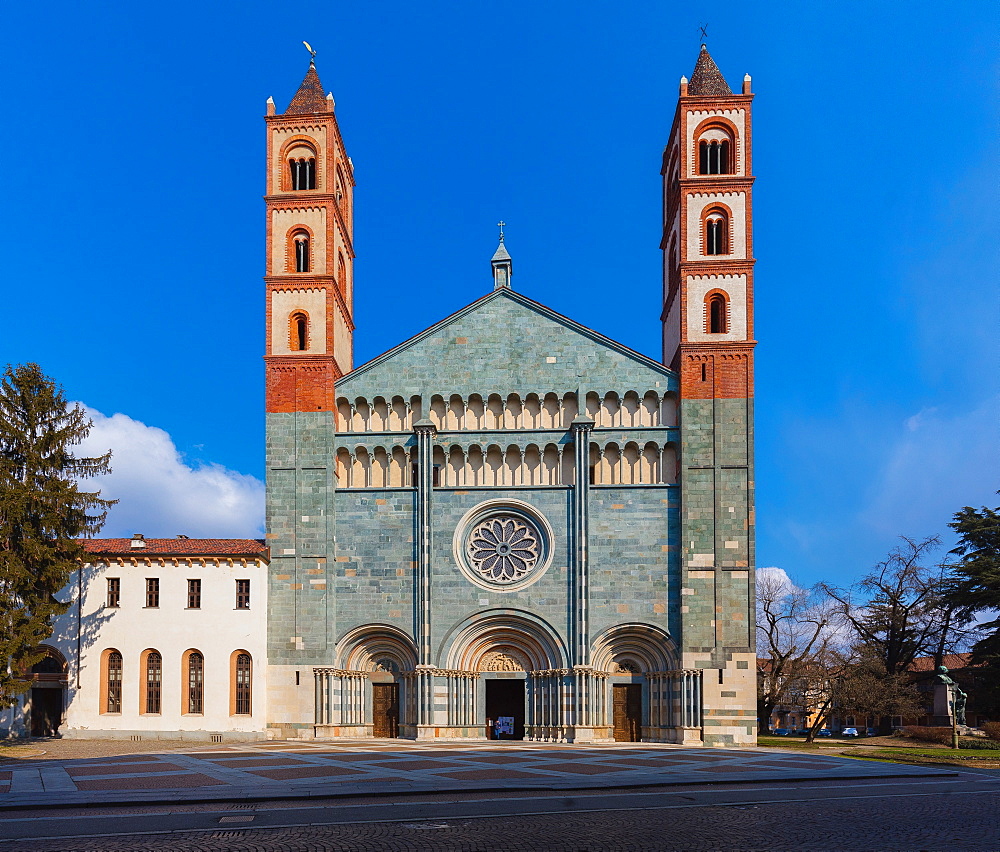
661, 44, 755, 398
661, 45, 758, 745
264, 56, 355, 413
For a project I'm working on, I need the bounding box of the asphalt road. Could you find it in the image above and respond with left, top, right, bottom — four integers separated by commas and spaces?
1, 770, 998, 851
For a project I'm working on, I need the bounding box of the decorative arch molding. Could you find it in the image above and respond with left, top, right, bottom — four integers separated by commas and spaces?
285, 224, 315, 274
590, 623, 679, 674
335, 623, 418, 672
438, 609, 569, 672
691, 116, 742, 175
279, 135, 320, 192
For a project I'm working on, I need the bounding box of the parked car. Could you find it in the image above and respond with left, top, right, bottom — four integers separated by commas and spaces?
841, 727, 859, 737
816, 729, 833, 737
866, 727, 878, 737
771, 728, 790, 736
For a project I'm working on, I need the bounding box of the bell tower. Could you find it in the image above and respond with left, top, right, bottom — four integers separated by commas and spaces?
264, 53, 353, 736
661, 45, 757, 745
264, 55, 354, 408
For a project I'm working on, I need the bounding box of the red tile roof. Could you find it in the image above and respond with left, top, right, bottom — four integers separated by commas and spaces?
688, 45, 732, 96
909, 653, 972, 672
286, 62, 327, 114
81, 538, 268, 558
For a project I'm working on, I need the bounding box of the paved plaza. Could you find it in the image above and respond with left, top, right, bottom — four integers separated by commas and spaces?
0, 739, 953, 809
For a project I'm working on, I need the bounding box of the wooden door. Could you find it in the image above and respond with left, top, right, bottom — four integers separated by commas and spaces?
372, 683, 399, 738
613, 684, 642, 742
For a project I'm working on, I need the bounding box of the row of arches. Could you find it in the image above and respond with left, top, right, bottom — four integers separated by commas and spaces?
334, 617, 679, 680
99, 649, 252, 717
314, 618, 698, 741
336, 391, 677, 434
334, 441, 678, 488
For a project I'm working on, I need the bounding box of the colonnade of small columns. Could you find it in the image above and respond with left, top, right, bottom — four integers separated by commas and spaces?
334, 441, 678, 489
336, 390, 677, 433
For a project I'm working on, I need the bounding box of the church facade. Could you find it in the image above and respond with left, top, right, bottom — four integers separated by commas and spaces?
264, 45, 757, 747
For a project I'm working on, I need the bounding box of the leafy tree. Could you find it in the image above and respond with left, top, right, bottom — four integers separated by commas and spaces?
0, 363, 114, 708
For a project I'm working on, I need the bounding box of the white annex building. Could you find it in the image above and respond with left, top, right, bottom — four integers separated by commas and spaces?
0, 537, 269, 740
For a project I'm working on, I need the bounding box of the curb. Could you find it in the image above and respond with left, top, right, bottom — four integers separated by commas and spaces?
0, 767, 957, 812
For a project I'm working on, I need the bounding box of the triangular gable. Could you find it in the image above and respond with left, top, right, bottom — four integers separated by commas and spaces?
337, 289, 676, 402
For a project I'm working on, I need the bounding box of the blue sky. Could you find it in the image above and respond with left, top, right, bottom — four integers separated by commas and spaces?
1, 1, 996, 587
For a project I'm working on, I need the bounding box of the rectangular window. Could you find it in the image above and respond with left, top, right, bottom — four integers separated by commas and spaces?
106, 578, 120, 608
236, 579, 251, 610
145, 578, 159, 608
187, 578, 201, 609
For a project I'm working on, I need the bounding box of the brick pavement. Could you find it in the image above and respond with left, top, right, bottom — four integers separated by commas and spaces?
0, 740, 954, 810
4, 787, 999, 851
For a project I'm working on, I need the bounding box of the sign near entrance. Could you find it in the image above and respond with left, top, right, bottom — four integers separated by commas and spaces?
495, 716, 515, 736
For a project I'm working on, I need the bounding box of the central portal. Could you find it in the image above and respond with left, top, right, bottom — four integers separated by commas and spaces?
485, 678, 525, 740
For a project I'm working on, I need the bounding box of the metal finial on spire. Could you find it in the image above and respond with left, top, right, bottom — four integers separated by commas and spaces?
491, 224, 512, 290
303, 40, 317, 63
698, 24, 708, 43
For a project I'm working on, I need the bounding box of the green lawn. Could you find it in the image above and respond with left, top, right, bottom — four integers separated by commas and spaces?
757, 736, 864, 749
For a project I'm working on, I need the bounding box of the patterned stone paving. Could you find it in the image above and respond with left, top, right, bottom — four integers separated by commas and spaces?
0, 740, 952, 808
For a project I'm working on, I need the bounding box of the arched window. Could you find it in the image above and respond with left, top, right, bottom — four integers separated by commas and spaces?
105, 650, 123, 713
232, 651, 252, 715
293, 231, 310, 273
142, 650, 162, 714
698, 139, 731, 175
185, 651, 204, 715
705, 211, 729, 255
337, 251, 346, 292
708, 293, 728, 334
290, 312, 309, 351
289, 156, 316, 190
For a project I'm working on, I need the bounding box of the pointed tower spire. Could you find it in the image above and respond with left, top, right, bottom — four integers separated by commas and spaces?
491, 221, 512, 290
286, 52, 329, 114
688, 44, 732, 96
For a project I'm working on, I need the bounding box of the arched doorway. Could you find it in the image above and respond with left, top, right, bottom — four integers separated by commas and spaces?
29, 647, 67, 737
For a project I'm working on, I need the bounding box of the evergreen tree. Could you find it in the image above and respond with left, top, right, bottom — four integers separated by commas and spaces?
946, 497, 1000, 712
0, 363, 114, 708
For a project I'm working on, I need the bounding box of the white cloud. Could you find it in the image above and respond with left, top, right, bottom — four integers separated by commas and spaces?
756, 566, 796, 595
76, 407, 264, 539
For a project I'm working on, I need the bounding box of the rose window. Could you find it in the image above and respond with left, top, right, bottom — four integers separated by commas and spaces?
466, 515, 541, 584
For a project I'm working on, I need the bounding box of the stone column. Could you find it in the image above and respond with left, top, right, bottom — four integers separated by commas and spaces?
571, 415, 595, 667
413, 418, 436, 738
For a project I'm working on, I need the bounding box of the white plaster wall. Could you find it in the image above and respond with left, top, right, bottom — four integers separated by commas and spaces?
271, 207, 327, 275
64, 558, 267, 736
271, 289, 327, 355
686, 192, 747, 260
685, 274, 747, 342
333, 302, 352, 371
685, 108, 746, 176
271, 125, 328, 192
